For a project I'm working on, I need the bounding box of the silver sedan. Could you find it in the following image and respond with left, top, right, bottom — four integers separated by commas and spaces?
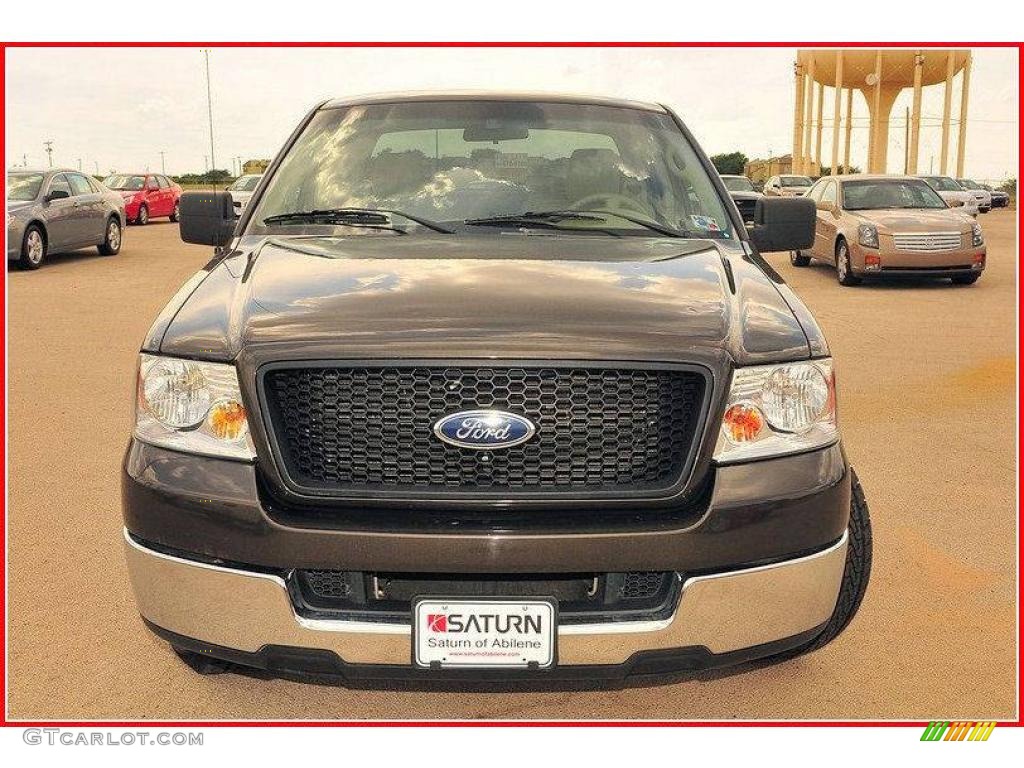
7, 168, 126, 270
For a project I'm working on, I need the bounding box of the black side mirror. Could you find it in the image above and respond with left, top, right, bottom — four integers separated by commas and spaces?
179, 192, 236, 246
748, 197, 816, 253
46, 189, 70, 202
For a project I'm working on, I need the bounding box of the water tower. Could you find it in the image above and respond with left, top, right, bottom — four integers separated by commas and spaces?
792, 49, 972, 176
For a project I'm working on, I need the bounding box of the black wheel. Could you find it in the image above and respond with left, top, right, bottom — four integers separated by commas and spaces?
790, 250, 811, 267
172, 646, 231, 675
775, 468, 872, 660
835, 239, 861, 286
951, 273, 980, 285
170, 200, 180, 222
136, 204, 149, 226
18, 224, 46, 270
97, 217, 122, 256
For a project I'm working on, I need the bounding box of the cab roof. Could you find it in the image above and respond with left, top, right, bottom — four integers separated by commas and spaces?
321, 91, 667, 113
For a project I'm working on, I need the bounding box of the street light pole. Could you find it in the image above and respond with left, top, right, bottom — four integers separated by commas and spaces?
203, 49, 217, 174
44, 141, 54, 167
160, 151, 166, 175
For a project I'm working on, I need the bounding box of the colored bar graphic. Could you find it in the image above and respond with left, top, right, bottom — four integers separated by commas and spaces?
921, 721, 996, 741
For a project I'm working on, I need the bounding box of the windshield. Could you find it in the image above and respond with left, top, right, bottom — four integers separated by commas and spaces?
722, 176, 754, 192
7, 173, 44, 201
958, 179, 981, 190
843, 179, 947, 211
247, 101, 735, 240
103, 174, 145, 191
230, 175, 262, 192
780, 176, 812, 187
921, 176, 962, 192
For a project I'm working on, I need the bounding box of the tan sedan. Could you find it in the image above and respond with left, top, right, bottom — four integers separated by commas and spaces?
790, 175, 986, 286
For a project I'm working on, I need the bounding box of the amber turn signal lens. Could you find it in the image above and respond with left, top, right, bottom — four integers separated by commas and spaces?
723, 403, 765, 443
207, 399, 248, 441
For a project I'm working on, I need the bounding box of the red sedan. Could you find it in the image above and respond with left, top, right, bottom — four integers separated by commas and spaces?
102, 173, 181, 225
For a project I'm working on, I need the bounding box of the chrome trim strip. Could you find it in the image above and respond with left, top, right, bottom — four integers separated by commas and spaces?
123, 528, 848, 665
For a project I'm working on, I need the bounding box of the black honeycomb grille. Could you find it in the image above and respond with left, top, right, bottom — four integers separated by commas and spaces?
261, 364, 706, 497
621, 571, 665, 600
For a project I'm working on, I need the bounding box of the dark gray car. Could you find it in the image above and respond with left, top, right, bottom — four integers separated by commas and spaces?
7, 168, 125, 270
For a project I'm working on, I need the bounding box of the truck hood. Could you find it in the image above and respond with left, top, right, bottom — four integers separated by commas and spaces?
154, 234, 812, 366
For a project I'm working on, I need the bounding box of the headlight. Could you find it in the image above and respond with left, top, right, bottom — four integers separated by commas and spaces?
972, 222, 984, 247
858, 224, 879, 249
134, 354, 255, 460
713, 359, 837, 463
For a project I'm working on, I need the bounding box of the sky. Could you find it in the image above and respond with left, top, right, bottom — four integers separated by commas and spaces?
5, 47, 1019, 183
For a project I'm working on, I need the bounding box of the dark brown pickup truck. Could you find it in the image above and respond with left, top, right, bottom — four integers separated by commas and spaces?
123, 92, 871, 685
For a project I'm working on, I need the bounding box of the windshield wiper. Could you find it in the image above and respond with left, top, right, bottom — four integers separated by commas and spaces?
465, 209, 689, 238
262, 208, 454, 234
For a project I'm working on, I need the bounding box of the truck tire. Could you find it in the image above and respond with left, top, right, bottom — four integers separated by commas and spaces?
776, 467, 872, 660
790, 250, 811, 267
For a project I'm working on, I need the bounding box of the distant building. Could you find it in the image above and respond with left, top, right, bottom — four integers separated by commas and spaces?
744, 154, 794, 182
242, 159, 270, 175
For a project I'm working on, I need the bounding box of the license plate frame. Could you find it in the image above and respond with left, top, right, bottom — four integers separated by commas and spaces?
412, 597, 558, 670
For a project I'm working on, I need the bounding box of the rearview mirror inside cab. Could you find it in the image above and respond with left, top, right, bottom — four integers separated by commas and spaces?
748, 196, 816, 253
179, 191, 236, 247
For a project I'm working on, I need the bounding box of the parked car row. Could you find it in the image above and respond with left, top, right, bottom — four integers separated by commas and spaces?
7, 169, 182, 270
720, 169, 1013, 287
790, 174, 985, 286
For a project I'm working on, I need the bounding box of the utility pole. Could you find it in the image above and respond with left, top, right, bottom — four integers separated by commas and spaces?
204, 155, 209, 172
22, 153, 28, 167
160, 150, 166, 174
77, 158, 82, 171
44, 141, 54, 167
94, 161, 100, 174
203, 49, 217, 173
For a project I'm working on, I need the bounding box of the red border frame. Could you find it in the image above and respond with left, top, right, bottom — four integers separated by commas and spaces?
0, 40, 1020, 728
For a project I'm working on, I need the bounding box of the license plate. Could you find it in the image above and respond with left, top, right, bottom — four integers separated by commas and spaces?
413, 598, 557, 669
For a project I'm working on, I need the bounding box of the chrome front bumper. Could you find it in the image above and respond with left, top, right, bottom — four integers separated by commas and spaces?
124, 528, 847, 668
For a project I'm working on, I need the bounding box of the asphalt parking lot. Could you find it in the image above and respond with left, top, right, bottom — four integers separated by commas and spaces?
6, 211, 1017, 720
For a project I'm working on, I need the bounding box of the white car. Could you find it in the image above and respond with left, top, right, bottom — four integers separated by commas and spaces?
918, 175, 979, 217
957, 179, 993, 213
227, 174, 264, 216
763, 174, 814, 197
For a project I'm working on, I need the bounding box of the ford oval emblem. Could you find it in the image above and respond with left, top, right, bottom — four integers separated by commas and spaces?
433, 410, 536, 450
